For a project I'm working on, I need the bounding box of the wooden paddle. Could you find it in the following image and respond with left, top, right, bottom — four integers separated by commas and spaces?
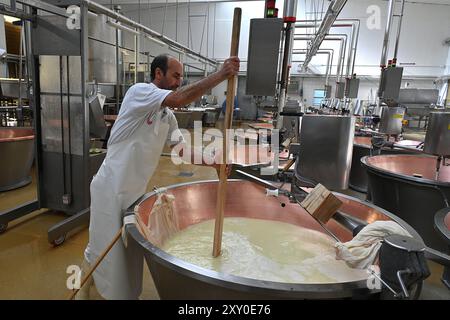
212, 7, 241, 257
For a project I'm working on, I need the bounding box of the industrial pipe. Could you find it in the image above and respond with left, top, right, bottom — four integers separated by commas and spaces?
295, 19, 360, 77
292, 49, 334, 85
380, 0, 396, 69
82, 0, 217, 67
393, 0, 406, 63
302, 0, 348, 68
276, 0, 298, 130
294, 34, 347, 81
296, 19, 361, 75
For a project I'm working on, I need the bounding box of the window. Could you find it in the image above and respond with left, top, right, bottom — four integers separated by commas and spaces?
313, 89, 325, 106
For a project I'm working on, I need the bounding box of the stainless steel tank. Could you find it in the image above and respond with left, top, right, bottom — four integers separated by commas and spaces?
125, 180, 423, 299
173, 111, 193, 129
349, 137, 421, 193
424, 112, 450, 157
88, 14, 117, 84
0, 128, 34, 191
379, 106, 405, 135
362, 154, 450, 252
298, 115, 355, 190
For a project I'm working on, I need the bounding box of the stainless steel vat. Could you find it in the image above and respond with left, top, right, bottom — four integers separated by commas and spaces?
362, 154, 450, 252
424, 112, 450, 157
349, 137, 421, 193
125, 180, 422, 299
0, 128, 34, 191
297, 115, 355, 190
173, 111, 193, 129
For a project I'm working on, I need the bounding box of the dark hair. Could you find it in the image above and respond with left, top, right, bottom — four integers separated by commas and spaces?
151, 54, 169, 81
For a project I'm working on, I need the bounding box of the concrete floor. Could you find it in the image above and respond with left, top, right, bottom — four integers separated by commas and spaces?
0, 157, 218, 300
0, 133, 449, 299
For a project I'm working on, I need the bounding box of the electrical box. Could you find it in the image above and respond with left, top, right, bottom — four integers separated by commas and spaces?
345, 78, 360, 98
246, 18, 283, 96
297, 115, 355, 190
379, 106, 405, 135
335, 82, 345, 99
379, 67, 403, 101
424, 112, 450, 156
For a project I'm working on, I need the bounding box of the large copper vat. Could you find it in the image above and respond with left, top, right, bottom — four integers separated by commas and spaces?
0, 128, 34, 191
362, 154, 450, 252
125, 180, 422, 299
349, 137, 421, 193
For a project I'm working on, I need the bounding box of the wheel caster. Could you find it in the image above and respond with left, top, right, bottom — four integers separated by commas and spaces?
52, 234, 66, 246
0, 223, 8, 234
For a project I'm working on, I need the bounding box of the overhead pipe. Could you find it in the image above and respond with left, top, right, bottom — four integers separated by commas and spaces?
277, 0, 298, 130
279, 0, 298, 95
377, 0, 396, 105
302, 0, 348, 69
393, 0, 406, 64
292, 49, 334, 86
294, 34, 347, 81
295, 19, 360, 76
379, 0, 396, 69
82, 0, 217, 67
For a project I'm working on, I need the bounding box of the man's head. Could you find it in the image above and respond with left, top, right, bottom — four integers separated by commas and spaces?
151, 54, 183, 90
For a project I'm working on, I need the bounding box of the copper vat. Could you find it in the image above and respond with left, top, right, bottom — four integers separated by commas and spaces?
0, 128, 35, 191
349, 137, 421, 193
125, 180, 422, 299
362, 154, 450, 252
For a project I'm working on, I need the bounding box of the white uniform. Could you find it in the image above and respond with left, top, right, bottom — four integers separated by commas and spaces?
84, 83, 183, 299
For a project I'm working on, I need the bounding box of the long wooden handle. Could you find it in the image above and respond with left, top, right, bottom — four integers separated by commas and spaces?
68, 228, 123, 300
213, 7, 241, 258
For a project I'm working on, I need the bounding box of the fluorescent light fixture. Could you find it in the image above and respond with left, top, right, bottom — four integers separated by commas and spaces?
106, 20, 139, 35
4, 15, 20, 23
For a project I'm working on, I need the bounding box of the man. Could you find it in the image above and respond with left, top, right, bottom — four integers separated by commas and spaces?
80, 54, 239, 300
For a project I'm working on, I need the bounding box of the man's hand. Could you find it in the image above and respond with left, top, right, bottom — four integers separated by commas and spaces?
215, 164, 233, 178
220, 56, 240, 79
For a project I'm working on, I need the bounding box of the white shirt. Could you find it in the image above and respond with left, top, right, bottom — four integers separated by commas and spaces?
84, 83, 185, 299
108, 82, 182, 147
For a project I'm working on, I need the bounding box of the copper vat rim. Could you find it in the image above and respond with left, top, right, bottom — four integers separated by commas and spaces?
361, 154, 450, 187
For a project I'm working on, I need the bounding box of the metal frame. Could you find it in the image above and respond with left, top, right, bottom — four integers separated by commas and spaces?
0, 0, 219, 244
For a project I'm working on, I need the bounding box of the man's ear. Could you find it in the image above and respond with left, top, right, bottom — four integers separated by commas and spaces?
155, 67, 161, 79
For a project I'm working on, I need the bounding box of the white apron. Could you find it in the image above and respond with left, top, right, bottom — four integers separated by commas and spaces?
85, 110, 170, 300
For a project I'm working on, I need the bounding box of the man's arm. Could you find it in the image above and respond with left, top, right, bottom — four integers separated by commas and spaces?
162, 57, 239, 108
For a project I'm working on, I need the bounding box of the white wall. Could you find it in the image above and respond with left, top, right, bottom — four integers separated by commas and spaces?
114, 0, 450, 115
119, 0, 450, 78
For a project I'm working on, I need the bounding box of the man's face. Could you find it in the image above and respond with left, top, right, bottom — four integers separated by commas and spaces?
157, 58, 183, 90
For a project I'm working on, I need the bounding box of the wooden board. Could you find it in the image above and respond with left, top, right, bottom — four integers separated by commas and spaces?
300, 184, 343, 224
